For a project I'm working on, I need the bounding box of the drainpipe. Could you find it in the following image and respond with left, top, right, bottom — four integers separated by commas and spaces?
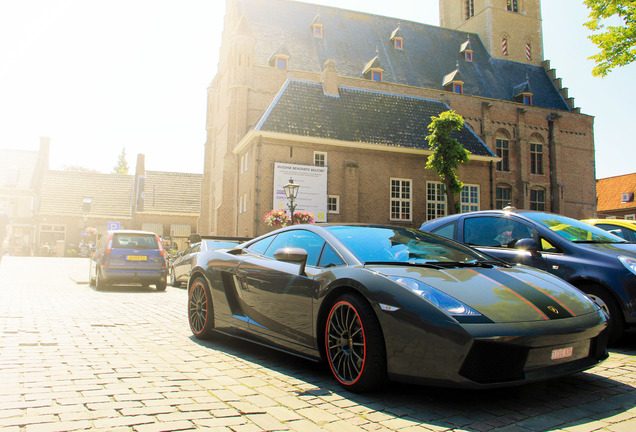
547, 114, 561, 212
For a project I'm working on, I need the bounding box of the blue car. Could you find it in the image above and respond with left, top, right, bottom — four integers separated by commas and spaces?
89, 230, 168, 291
420, 210, 636, 342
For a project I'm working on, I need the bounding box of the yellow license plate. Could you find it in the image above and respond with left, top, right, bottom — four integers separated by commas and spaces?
126, 255, 147, 261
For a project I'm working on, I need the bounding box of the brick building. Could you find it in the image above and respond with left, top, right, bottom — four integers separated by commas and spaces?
595, 174, 636, 220
201, 0, 596, 237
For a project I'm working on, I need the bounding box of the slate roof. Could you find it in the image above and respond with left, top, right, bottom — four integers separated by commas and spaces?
140, 171, 202, 215
596, 174, 636, 212
0, 148, 41, 191
39, 171, 134, 218
38, 170, 202, 217
255, 80, 494, 157
236, 0, 569, 111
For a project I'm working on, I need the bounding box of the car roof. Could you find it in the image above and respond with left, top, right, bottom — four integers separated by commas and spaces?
583, 219, 636, 229
108, 230, 159, 235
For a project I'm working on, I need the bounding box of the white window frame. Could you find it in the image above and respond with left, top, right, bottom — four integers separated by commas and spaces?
426, 181, 447, 221
460, 184, 480, 213
314, 151, 327, 167
625, 215, 635, 220
328, 195, 339, 214
390, 178, 412, 222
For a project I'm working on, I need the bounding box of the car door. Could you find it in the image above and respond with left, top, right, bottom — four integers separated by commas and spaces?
236, 229, 325, 348
460, 215, 549, 271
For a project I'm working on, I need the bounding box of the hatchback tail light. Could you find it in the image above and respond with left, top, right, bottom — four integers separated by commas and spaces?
105, 233, 114, 255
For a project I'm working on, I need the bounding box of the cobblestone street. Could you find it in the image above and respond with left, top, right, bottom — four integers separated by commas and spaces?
1, 257, 636, 432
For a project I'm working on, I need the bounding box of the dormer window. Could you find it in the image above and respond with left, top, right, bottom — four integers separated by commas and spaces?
390, 26, 404, 50
507, 0, 518, 12
460, 37, 473, 62
311, 15, 324, 39
363, 54, 384, 83
622, 193, 634, 203
443, 65, 464, 95
523, 94, 532, 105
513, 74, 533, 105
275, 55, 288, 69
465, 51, 472, 62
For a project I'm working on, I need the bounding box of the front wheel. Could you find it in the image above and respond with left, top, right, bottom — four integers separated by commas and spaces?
325, 293, 387, 392
188, 277, 214, 339
169, 267, 179, 287
580, 284, 624, 343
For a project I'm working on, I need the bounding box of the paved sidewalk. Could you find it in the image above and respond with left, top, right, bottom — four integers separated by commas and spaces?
1, 256, 635, 432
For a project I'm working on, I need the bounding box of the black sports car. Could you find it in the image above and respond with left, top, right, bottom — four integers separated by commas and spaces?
187, 224, 608, 391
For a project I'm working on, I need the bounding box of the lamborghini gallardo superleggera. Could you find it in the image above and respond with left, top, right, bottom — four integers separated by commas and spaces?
187, 224, 608, 391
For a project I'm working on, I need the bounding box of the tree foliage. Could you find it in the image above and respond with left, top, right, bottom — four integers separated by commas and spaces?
584, 0, 636, 77
425, 110, 470, 215
113, 148, 129, 174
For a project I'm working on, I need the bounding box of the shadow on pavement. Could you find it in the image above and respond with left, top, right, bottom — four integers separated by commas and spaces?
191, 331, 636, 432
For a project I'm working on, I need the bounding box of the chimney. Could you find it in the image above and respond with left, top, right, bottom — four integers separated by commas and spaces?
133, 154, 146, 212
321, 60, 339, 96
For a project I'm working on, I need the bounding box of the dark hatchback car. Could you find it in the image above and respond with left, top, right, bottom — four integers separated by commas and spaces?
420, 210, 636, 342
89, 230, 168, 291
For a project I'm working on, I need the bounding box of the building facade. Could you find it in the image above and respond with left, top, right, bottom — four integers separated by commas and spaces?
201, 0, 596, 237
595, 174, 636, 220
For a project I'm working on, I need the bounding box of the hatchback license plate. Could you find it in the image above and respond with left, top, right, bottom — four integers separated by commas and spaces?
551, 347, 573, 360
126, 255, 147, 261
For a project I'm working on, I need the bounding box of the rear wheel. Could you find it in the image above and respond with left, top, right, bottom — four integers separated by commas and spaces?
325, 293, 387, 392
95, 266, 106, 291
89, 265, 96, 286
580, 283, 624, 343
188, 277, 214, 339
156, 281, 167, 291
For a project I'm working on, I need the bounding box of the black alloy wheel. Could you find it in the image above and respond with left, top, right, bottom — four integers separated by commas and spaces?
188, 277, 215, 339
581, 283, 624, 343
325, 293, 386, 392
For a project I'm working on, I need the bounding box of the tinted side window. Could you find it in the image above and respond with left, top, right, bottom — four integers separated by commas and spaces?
463, 217, 533, 248
596, 224, 625, 240
264, 230, 325, 267
431, 222, 456, 240
247, 235, 276, 255
318, 243, 345, 267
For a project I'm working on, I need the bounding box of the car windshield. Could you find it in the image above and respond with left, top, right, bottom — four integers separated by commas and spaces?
521, 212, 626, 243
325, 225, 490, 264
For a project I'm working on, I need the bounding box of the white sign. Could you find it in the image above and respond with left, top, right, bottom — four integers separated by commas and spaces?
274, 163, 328, 222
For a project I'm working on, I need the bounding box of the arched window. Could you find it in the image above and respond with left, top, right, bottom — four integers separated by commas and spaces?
495, 131, 511, 172
507, 1, 518, 12
530, 187, 546, 211
496, 185, 512, 209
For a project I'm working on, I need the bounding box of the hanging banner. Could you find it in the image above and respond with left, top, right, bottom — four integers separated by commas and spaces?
273, 163, 328, 222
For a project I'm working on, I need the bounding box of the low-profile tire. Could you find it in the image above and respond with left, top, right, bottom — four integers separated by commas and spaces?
156, 281, 167, 291
325, 293, 387, 392
95, 266, 106, 291
188, 277, 214, 339
580, 283, 624, 343
169, 267, 179, 287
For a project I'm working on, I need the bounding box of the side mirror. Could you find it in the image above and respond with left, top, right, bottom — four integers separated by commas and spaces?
274, 247, 308, 275
514, 238, 540, 257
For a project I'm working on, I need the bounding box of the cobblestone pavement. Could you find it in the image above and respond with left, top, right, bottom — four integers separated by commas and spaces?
1, 257, 636, 432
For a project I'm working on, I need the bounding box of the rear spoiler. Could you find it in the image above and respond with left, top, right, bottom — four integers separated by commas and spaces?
194, 234, 252, 243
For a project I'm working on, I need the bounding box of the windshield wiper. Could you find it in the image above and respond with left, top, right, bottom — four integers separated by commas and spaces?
425, 261, 507, 269
364, 261, 444, 270
572, 240, 628, 244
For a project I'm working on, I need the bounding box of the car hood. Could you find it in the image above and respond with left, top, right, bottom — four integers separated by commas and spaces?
371, 264, 599, 323
573, 241, 636, 258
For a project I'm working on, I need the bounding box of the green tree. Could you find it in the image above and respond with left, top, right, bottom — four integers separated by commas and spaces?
113, 148, 129, 174
425, 110, 471, 215
584, 0, 636, 77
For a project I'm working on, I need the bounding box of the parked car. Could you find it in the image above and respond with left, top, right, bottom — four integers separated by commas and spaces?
89, 230, 168, 291
170, 237, 247, 287
186, 223, 607, 391
582, 219, 636, 243
420, 210, 636, 342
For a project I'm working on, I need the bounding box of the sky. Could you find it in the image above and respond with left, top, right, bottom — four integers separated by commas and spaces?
0, 0, 633, 180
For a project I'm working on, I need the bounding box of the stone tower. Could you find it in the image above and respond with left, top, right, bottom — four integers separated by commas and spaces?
439, 0, 543, 66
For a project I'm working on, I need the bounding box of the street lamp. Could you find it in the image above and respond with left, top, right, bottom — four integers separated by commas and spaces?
283, 177, 299, 223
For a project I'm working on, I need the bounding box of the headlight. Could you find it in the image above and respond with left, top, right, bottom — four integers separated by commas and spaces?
618, 255, 636, 276
389, 277, 481, 316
